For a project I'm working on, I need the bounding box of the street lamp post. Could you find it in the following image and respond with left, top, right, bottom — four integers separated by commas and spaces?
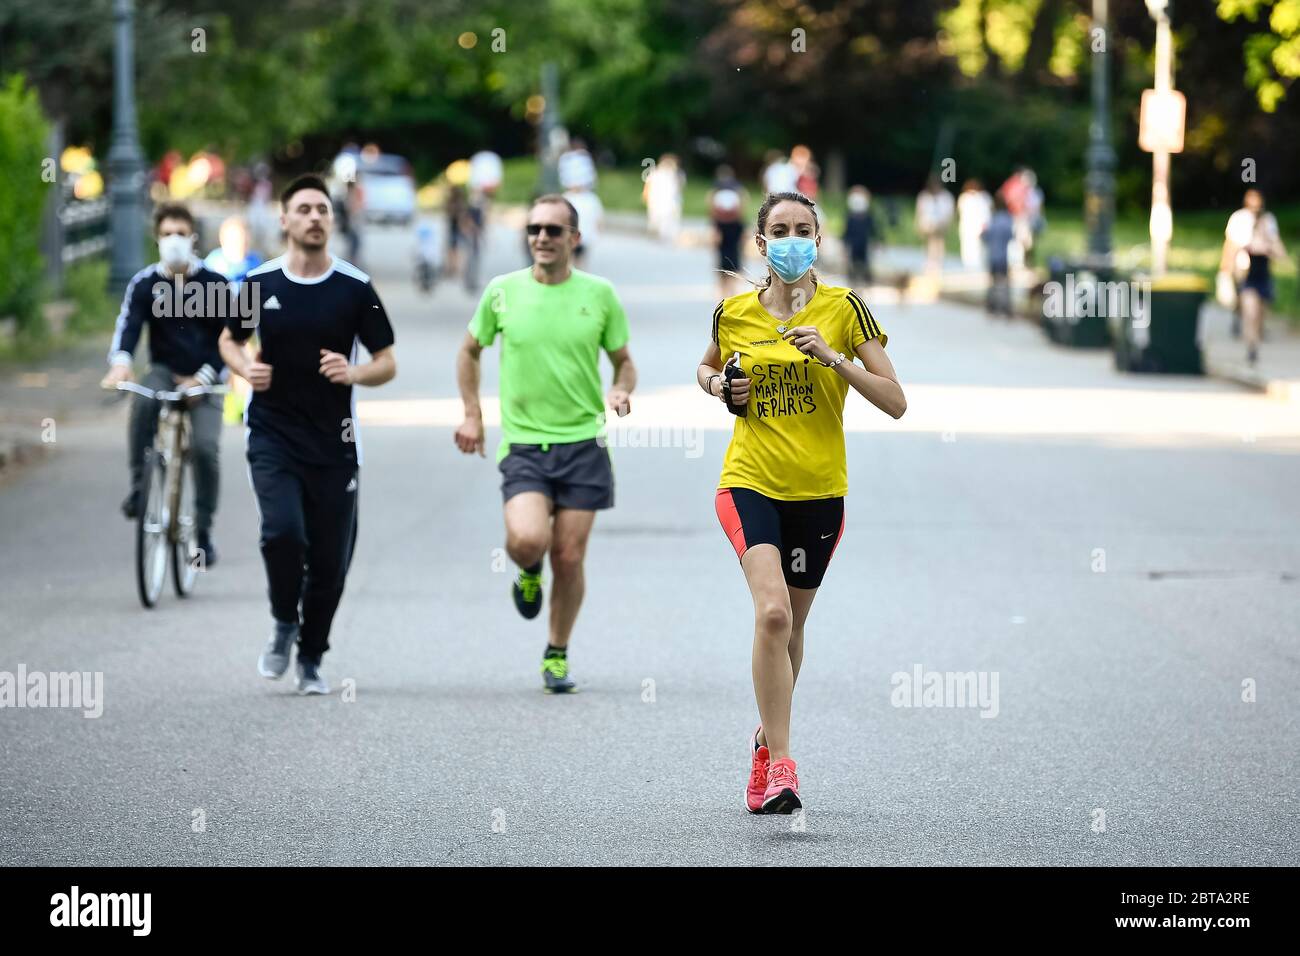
1085, 0, 1116, 269
107, 0, 147, 294
537, 63, 563, 195
1145, 0, 1177, 277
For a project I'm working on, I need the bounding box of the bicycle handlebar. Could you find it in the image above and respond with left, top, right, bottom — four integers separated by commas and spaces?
108, 381, 229, 401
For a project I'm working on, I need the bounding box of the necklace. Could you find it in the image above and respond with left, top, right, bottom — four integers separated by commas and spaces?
767, 280, 815, 336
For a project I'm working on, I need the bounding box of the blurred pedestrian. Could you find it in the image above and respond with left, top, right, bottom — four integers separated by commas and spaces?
643, 153, 684, 243
709, 165, 747, 298
957, 179, 992, 270
761, 150, 798, 195
247, 162, 276, 254
414, 221, 439, 293
204, 216, 262, 287
564, 182, 604, 270
982, 195, 1015, 318
915, 175, 954, 277
230, 165, 254, 203
790, 144, 820, 199
464, 188, 489, 292
1022, 169, 1045, 266
882, 195, 900, 233
842, 185, 877, 288
998, 167, 1044, 268
444, 182, 477, 282
469, 149, 503, 197
467, 149, 504, 275
1222, 189, 1288, 365
338, 179, 364, 266
558, 138, 597, 191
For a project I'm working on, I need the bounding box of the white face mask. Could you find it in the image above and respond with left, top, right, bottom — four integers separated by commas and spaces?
158, 234, 194, 269
848, 194, 869, 213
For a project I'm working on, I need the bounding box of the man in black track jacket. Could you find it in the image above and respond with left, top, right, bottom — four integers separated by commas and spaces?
101, 203, 232, 564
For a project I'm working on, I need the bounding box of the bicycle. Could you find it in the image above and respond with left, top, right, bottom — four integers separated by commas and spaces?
110, 380, 227, 608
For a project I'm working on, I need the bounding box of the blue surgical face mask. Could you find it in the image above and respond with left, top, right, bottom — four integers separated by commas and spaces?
763, 235, 817, 283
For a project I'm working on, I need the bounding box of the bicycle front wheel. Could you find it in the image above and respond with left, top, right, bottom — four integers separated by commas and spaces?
172, 452, 200, 597
136, 448, 169, 608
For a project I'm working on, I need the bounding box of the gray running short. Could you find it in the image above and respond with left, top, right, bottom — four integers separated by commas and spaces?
499, 438, 614, 510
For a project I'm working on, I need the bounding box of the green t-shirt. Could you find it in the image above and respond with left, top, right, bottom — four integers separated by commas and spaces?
469, 268, 631, 461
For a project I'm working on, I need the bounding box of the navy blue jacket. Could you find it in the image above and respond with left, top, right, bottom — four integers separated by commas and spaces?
108, 261, 230, 385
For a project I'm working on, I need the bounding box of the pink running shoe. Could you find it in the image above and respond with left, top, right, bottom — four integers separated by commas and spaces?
746, 726, 770, 814
762, 757, 801, 814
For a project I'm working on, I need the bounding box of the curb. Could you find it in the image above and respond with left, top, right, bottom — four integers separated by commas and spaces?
939, 287, 1300, 403
1203, 360, 1300, 402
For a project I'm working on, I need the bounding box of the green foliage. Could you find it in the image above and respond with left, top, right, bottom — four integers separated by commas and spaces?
4, 0, 1299, 215
138, 12, 334, 160
1218, 0, 1300, 111
0, 73, 51, 337
64, 259, 113, 337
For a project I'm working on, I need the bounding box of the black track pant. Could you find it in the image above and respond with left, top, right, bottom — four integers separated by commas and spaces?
247, 440, 358, 661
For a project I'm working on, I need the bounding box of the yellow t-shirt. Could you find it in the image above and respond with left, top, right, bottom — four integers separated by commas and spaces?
714, 283, 886, 500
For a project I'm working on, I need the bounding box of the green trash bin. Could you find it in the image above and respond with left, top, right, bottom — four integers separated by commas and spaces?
1114, 273, 1206, 375
1041, 260, 1116, 348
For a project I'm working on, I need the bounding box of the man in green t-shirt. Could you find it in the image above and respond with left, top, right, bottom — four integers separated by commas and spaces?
455, 194, 637, 693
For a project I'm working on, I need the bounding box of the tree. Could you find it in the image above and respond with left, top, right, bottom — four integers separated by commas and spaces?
0, 73, 52, 335
1217, 0, 1300, 111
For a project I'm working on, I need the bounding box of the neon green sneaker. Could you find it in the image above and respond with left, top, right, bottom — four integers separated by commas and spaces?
512, 568, 543, 620
541, 653, 576, 694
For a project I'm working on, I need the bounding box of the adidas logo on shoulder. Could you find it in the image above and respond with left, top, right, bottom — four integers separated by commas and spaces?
264, 295, 281, 309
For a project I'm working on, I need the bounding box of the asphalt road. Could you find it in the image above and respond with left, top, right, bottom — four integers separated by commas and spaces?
2, 218, 1298, 865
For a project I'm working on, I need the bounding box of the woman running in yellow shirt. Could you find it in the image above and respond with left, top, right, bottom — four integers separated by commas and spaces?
697, 191, 907, 814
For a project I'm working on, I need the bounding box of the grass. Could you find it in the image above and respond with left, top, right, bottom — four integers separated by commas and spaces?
494, 156, 1300, 323
64, 259, 115, 336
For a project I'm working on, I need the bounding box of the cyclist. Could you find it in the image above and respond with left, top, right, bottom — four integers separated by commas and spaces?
454, 195, 636, 693
445, 182, 478, 285
101, 203, 231, 565
218, 175, 397, 696
697, 192, 906, 813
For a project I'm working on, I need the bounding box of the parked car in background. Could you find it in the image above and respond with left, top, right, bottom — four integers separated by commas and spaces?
359, 153, 417, 225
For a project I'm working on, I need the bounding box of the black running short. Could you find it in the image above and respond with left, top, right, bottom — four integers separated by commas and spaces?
500, 438, 614, 510
716, 221, 743, 272
715, 487, 844, 589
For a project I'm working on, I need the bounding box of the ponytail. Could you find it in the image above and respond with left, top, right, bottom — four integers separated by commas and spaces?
722, 190, 821, 293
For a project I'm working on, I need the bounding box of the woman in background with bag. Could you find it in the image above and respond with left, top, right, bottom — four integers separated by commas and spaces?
1220, 189, 1288, 366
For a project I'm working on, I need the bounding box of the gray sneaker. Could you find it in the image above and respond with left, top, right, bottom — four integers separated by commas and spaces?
257, 621, 298, 679
295, 657, 330, 696
541, 654, 577, 694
